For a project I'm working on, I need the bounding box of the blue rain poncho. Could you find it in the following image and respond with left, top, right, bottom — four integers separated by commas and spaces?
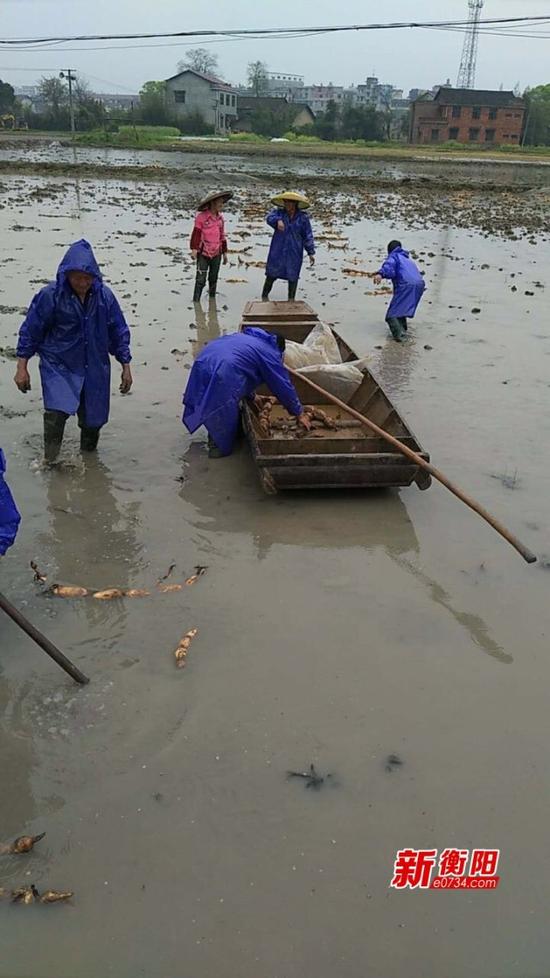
16, 239, 131, 429
376, 246, 426, 319
0, 449, 21, 556
265, 208, 315, 283
183, 327, 303, 456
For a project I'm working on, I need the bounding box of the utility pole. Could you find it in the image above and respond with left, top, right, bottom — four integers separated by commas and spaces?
59, 69, 76, 135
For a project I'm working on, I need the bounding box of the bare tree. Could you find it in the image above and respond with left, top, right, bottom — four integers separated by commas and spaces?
247, 61, 269, 97
177, 49, 219, 76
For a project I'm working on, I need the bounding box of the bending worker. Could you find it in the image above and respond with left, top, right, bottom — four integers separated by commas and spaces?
0, 448, 21, 557
262, 191, 315, 302
183, 327, 311, 457
14, 239, 133, 462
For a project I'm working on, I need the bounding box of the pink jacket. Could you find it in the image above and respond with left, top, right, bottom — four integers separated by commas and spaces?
190, 211, 227, 259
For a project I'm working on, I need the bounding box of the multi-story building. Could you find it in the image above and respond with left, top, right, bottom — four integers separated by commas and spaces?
165, 69, 238, 134
266, 72, 304, 100
409, 86, 525, 145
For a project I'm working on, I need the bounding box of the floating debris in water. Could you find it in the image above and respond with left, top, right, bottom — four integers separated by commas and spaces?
0, 832, 45, 855
92, 588, 125, 600
174, 628, 198, 668
30, 560, 47, 583
287, 763, 331, 790
184, 565, 208, 587
51, 584, 90, 598
158, 562, 176, 582
385, 753, 403, 772
12, 885, 40, 904
40, 889, 74, 904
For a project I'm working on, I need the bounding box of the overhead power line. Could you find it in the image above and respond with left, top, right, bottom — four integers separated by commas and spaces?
2, 15, 550, 47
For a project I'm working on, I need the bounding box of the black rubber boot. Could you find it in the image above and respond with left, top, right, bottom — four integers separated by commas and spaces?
80, 427, 100, 452
386, 317, 405, 342
43, 410, 67, 463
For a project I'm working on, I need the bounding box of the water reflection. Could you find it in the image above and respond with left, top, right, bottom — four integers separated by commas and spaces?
180, 441, 420, 560
0, 677, 37, 836
190, 299, 221, 357
396, 556, 511, 665
41, 457, 143, 629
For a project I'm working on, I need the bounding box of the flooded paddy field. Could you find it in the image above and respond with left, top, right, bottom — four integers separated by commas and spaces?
1, 148, 550, 978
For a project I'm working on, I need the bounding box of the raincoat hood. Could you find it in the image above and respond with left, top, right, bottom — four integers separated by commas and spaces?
56, 239, 102, 288
242, 326, 280, 353
390, 246, 410, 259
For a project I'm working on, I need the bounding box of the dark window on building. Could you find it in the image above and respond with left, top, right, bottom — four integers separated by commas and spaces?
488, 108, 497, 120
514, 112, 521, 118
485, 129, 495, 142
231, 94, 236, 107
452, 105, 461, 119
219, 113, 225, 128
449, 127, 459, 140
220, 93, 226, 105
472, 106, 481, 119
469, 128, 480, 141
431, 129, 439, 142
511, 133, 519, 140
505, 112, 513, 117
174, 90, 186, 103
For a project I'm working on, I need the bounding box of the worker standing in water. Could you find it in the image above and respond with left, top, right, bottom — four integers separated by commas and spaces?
373, 240, 426, 343
14, 239, 133, 462
261, 191, 315, 301
182, 328, 311, 457
190, 190, 232, 302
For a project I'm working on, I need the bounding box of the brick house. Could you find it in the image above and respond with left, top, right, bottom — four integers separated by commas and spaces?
165, 69, 238, 134
409, 87, 525, 146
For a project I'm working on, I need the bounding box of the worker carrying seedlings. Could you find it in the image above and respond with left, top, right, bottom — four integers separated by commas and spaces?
262, 191, 315, 301
190, 190, 232, 302
373, 240, 426, 343
0, 449, 21, 557
14, 240, 133, 463
182, 328, 311, 457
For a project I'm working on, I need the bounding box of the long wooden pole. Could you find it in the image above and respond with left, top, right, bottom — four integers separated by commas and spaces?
288, 367, 537, 565
0, 591, 90, 685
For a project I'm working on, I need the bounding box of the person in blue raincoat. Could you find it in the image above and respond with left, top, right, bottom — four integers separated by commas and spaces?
0, 449, 21, 557
261, 191, 315, 301
183, 327, 311, 457
373, 240, 426, 342
14, 239, 133, 462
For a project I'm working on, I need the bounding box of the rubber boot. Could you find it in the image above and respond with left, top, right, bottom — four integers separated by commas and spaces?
43, 410, 67, 463
193, 283, 204, 302
80, 427, 100, 452
386, 317, 405, 342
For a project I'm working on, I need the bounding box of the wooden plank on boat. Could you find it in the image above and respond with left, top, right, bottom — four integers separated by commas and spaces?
242, 300, 318, 324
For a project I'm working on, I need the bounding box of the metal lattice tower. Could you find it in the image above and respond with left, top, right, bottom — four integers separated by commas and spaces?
456, 0, 484, 89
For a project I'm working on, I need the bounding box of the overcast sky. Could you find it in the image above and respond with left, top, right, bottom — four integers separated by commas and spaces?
2, 0, 549, 94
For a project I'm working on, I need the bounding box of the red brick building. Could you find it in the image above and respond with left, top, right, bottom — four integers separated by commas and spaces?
409, 87, 525, 146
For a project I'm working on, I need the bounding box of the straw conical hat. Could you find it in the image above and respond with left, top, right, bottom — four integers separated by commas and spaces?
197, 189, 233, 210
271, 190, 310, 210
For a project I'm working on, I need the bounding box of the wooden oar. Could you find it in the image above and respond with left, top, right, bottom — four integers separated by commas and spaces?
0, 591, 89, 685
288, 367, 537, 565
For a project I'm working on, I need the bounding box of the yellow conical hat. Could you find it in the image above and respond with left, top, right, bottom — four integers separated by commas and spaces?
271, 190, 310, 210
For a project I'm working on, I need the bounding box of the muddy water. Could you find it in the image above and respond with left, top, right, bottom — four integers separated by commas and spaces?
1, 161, 549, 978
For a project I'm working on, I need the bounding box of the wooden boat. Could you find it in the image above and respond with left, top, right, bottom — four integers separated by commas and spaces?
240, 300, 431, 494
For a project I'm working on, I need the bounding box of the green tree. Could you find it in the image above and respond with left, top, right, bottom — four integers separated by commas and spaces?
73, 76, 105, 131
523, 85, 550, 146
177, 48, 219, 75
138, 80, 170, 125
0, 79, 15, 114
247, 61, 269, 97
315, 100, 340, 140
39, 75, 68, 116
